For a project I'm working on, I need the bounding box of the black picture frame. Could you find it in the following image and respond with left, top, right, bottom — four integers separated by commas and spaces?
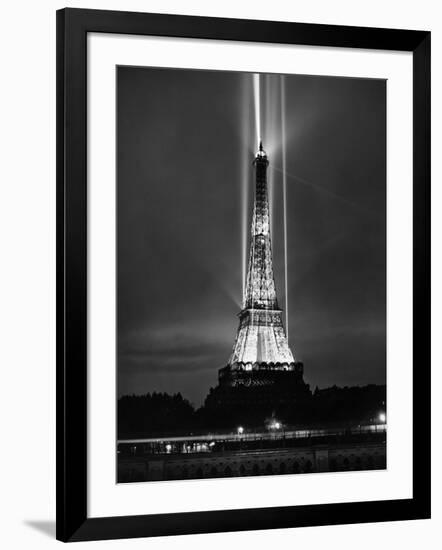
56, 7, 431, 542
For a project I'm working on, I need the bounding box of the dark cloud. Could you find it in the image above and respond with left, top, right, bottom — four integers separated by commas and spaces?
117, 67, 386, 406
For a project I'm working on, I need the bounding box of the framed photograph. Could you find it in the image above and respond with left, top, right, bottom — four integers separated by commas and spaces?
56, 8, 431, 542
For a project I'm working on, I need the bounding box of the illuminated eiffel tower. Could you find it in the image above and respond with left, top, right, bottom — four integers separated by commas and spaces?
216, 142, 307, 391
228, 142, 295, 369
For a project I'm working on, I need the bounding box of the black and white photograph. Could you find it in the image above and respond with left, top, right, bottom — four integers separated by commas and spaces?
117, 67, 387, 483
0, 0, 435, 546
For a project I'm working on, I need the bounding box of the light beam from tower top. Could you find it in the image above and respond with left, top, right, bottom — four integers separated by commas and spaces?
253, 73, 261, 149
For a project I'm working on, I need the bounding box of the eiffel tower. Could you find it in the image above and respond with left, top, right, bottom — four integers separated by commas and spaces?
212, 142, 309, 402
228, 141, 295, 370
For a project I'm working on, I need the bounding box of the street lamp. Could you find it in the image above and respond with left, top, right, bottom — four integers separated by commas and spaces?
237, 426, 244, 435
379, 412, 386, 423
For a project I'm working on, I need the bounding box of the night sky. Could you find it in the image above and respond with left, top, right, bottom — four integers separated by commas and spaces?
117, 66, 386, 406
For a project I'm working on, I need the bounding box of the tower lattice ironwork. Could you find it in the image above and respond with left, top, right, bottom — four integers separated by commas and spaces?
228, 142, 296, 370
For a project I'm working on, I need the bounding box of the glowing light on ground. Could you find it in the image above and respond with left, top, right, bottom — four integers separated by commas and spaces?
269, 420, 282, 430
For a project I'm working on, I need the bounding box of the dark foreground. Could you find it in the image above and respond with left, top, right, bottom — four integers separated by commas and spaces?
118, 426, 386, 483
